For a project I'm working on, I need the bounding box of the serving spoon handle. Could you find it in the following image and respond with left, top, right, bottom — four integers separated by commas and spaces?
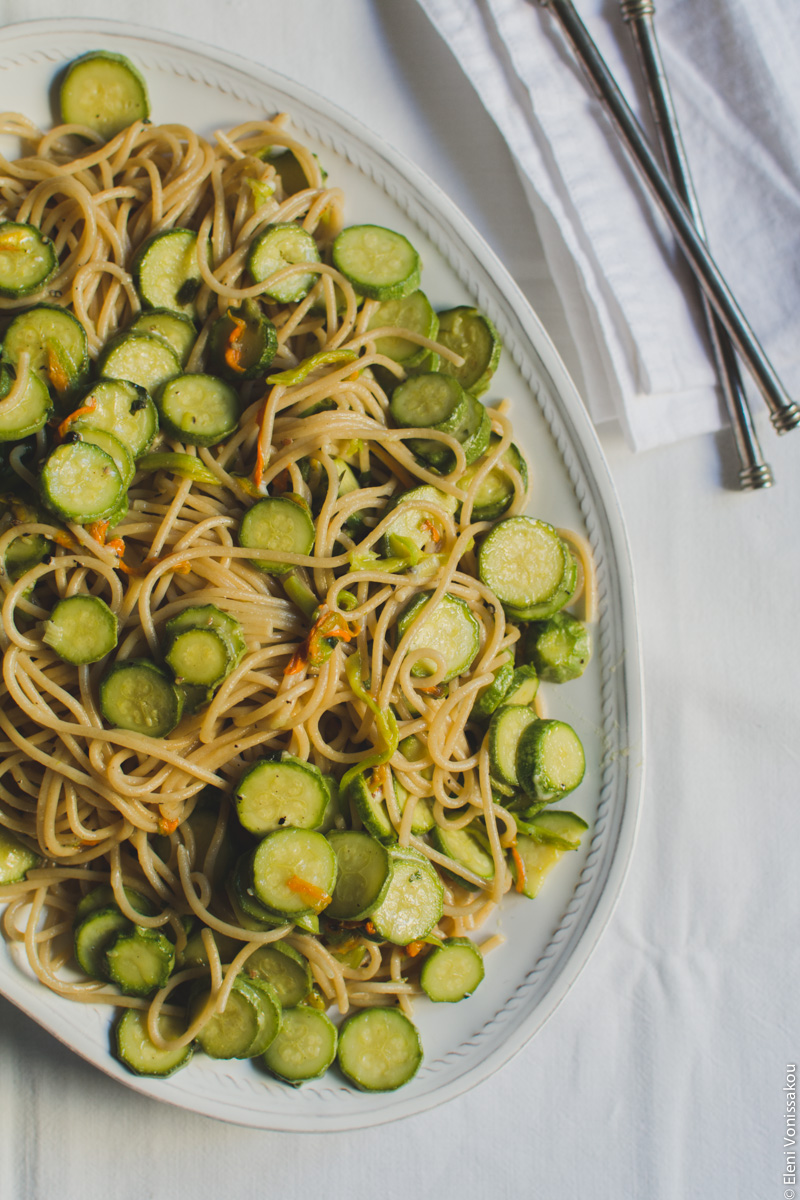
534, 0, 800, 440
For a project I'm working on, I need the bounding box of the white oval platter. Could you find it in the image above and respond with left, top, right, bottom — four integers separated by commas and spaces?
0, 18, 644, 1132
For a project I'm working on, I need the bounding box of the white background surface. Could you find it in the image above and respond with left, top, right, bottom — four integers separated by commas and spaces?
0, 3, 797, 1198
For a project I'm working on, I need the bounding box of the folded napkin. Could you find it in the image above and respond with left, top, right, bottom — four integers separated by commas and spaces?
415, 0, 800, 451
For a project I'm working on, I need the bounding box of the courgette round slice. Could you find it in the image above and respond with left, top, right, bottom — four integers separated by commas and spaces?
69, 378, 158, 458
71, 424, 135, 487
234, 758, 330, 835
99, 659, 184, 738
516, 718, 586, 802
332, 225, 421, 302
207, 300, 278, 380
157, 373, 239, 446
249, 827, 338, 917
131, 228, 203, 317
396, 591, 481, 683
509, 834, 565, 899
42, 594, 118, 665
263, 1005, 338, 1084
164, 603, 246, 666
244, 942, 313, 1007
478, 516, 575, 619
104, 925, 175, 997
39, 441, 124, 524
369, 845, 443, 944
165, 627, 233, 687
59, 51, 150, 140
431, 824, 495, 890
365, 290, 438, 366
192, 976, 276, 1060
0, 221, 57, 298
326, 830, 393, 920
0, 827, 40, 885
379, 485, 458, 557
0, 364, 52, 442
2, 305, 90, 401
436, 306, 502, 397
98, 331, 182, 395
337, 1007, 422, 1091
470, 653, 514, 722
238, 495, 316, 575
487, 703, 539, 790
247, 223, 321, 303
115, 1009, 193, 1078
73, 906, 132, 979
129, 309, 197, 366
458, 437, 529, 522
420, 937, 485, 1002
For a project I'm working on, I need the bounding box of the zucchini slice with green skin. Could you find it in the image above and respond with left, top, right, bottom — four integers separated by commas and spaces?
337, 1006, 422, 1091
0, 827, 40, 884
346, 773, 396, 844
488, 704, 539, 790
478, 516, 576, 620
165, 627, 233, 687
368, 845, 444, 945
523, 612, 592, 683
431, 824, 495, 890
249, 827, 338, 918
470, 652, 514, 722
502, 664, 539, 708
42, 594, 118, 665
129, 309, 197, 366
165, 603, 245, 660
74, 906, 132, 979
157, 373, 239, 445
0, 365, 52, 442
59, 51, 150, 140
391, 775, 435, 835
247, 223, 321, 303
99, 659, 184, 738
104, 925, 175, 997
519, 809, 588, 850
365, 290, 438, 367
39, 441, 124, 524
390, 370, 467, 436
326, 830, 393, 920
263, 1004, 338, 1084
72, 884, 153, 927
238, 495, 316, 575
379, 485, 457, 557
420, 937, 485, 1002
516, 719, 586, 802
98, 331, 182, 395
192, 975, 279, 1060
396, 591, 481, 683
207, 299, 278, 380
71, 424, 135, 488
230, 856, 286, 929
115, 1009, 192, 1078
243, 942, 313, 1007
0, 221, 57, 299
510, 835, 565, 899
332, 225, 421, 302
458, 437, 529, 522
234, 758, 330, 835
69, 378, 158, 459
2, 305, 89, 401
436, 306, 502, 397
131, 228, 203, 317
236, 978, 284, 1057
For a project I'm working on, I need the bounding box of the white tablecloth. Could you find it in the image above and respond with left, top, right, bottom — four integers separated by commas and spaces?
1, 3, 797, 1199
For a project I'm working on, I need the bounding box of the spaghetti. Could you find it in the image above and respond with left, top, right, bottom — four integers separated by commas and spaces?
0, 92, 594, 1082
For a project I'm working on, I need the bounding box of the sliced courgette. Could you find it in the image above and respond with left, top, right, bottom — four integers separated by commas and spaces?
132, 228, 203, 317
0, 221, 57, 299
523, 612, 592, 683
325, 829, 393, 920
104, 925, 175, 997
98, 331, 182, 395
337, 1007, 422, 1091
436, 306, 502, 397
243, 942, 312, 1007
263, 1004, 337, 1084
59, 51, 150, 140
516, 719, 586, 802
0, 364, 52, 441
0, 827, 40, 884
2, 305, 89, 401
487, 704, 539, 790
396, 590, 481, 682
332, 225, 421, 301
458, 437, 529, 521
115, 1008, 193, 1078
419, 937, 485, 1002
247, 223, 320, 304
129, 308, 197, 366
249, 827, 338, 918
234, 758, 330, 835
39, 440, 124, 524
368, 845, 443, 945
99, 659, 184, 738
207, 299, 278, 381
67, 378, 157, 458
238, 495, 315, 575
42, 594, 118, 664
478, 516, 576, 620
365, 290, 438, 367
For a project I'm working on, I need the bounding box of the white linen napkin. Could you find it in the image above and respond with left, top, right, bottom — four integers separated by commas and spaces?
415, 0, 800, 451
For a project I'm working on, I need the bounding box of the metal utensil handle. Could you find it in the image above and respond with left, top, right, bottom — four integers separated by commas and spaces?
536, 0, 800, 434
622, 1, 774, 487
